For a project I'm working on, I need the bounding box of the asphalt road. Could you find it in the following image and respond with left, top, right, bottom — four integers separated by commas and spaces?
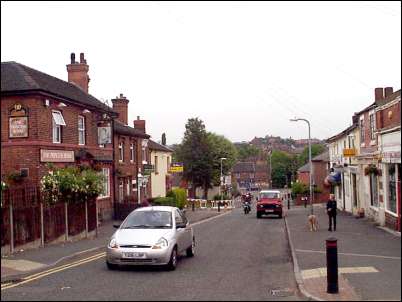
1, 207, 303, 301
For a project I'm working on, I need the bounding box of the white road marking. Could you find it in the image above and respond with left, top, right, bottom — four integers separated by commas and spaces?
295, 249, 401, 260
301, 266, 379, 279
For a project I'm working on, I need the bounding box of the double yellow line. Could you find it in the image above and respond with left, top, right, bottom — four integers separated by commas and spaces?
1, 252, 106, 291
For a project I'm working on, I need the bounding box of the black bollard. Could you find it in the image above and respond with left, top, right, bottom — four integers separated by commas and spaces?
192, 200, 195, 212
218, 201, 220, 212
326, 238, 339, 294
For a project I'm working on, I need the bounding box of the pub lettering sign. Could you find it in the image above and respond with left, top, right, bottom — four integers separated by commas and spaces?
9, 117, 28, 138
40, 149, 75, 162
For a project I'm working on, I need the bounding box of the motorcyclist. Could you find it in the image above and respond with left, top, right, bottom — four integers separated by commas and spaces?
243, 193, 252, 213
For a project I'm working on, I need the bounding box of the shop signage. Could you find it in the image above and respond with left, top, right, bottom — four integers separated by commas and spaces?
9, 116, 28, 138
143, 164, 154, 175
382, 151, 401, 163
40, 149, 75, 162
343, 148, 356, 157
98, 126, 111, 144
169, 163, 184, 173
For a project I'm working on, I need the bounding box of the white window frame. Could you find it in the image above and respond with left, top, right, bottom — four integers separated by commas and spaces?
130, 143, 135, 163
119, 142, 124, 162
52, 110, 65, 143
98, 168, 110, 198
126, 179, 131, 196
78, 115, 85, 145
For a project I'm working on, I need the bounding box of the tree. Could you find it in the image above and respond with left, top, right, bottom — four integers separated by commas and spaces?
235, 144, 260, 161
207, 132, 238, 187
175, 118, 213, 198
269, 150, 297, 188
297, 144, 325, 167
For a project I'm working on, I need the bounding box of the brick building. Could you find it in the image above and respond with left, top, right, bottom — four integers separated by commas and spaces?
1, 53, 117, 219
297, 150, 330, 204
111, 94, 151, 219
232, 162, 256, 191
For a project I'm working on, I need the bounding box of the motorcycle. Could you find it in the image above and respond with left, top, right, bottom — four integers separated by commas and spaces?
243, 201, 251, 214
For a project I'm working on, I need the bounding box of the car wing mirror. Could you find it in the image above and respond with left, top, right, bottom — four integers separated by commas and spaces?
176, 223, 185, 229
113, 223, 120, 228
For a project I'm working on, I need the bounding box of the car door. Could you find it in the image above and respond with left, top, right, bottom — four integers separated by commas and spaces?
174, 209, 186, 252
178, 209, 192, 250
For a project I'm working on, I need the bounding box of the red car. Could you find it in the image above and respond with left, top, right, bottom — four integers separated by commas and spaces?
256, 190, 283, 218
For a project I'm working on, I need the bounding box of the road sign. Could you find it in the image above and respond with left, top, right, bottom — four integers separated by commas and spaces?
169, 163, 184, 173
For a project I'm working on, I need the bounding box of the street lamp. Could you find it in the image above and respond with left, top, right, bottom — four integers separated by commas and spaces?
268, 150, 272, 189
290, 117, 314, 215
219, 157, 227, 212
137, 172, 143, 204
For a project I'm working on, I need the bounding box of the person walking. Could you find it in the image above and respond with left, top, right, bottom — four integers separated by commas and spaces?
326, 194, 337, 231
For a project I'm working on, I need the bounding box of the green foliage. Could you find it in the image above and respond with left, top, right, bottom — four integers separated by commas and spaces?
270, 150, 296, 188
40, 166, 104, 205
166, 188, 187, 209
153, 197, 176, 207
174, 118, 238, 198
291, 182, 309, 195
297, 144, 326, 167
235, 144, 260, 161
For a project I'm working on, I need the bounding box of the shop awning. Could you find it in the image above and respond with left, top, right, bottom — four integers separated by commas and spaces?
324, 172, 341, 186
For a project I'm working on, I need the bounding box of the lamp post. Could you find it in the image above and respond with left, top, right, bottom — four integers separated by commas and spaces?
290, 118, 314, 215
268, 150, 272, 189
219, 157, 227, 212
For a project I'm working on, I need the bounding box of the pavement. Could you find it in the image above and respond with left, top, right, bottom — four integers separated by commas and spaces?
285, 204, 401, 301
1, 206, 230, 283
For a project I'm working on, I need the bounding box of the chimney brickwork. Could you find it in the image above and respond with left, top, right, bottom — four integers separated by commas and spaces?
134, 116, 146, 133
112, 93, 129, 125
66, 52, 90, 93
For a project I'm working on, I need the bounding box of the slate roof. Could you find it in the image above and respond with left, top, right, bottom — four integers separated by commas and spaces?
232, 162, 255, 173
298, 151, 329, 172
114, 120, 150, 139
298, 162, 311, 173
148, 140, 173, 152
1, 61, 116, 114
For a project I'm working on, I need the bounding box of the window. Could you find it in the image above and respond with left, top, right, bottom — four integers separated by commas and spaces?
369, 173, 378, 207
130, 143, 135, 163
119, 142, 124, 162
127, 179, 131, 196
167, 156, 171, 172
99, 168, 110, 198
175, 209, 185, 225
388, 165, 397, 213
369, 113, 376, 141
155, 156, 159, 174
52, 110, 65, 143
142, 148, 147, 163
360, 118, 365, 144
78, 116, 85, 145
118, 180, 124, 202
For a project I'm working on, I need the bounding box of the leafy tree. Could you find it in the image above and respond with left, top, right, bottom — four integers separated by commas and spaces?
235, 144, 260, 161
297, 144, 326, 167
269, 150, 298, 188
207, 132, 238, 187
175, 118, 213, 198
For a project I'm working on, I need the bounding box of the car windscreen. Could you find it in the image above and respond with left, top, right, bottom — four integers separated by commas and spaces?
120, 211, 173, 229
260, 192, 280, 199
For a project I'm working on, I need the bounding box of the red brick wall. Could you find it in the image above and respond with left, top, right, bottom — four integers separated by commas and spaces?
298, 171, 309, 185
1, 94, 114, 218
385, 212, 398, 231
376, 102, 401, 130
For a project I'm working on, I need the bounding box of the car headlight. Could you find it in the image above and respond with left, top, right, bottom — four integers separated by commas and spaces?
109, 238, 119, 249
152, 237, 168, 249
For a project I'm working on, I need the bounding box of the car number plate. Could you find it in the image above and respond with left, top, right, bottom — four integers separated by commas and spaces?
265, 209, 274, 213
122, 252, 145, 258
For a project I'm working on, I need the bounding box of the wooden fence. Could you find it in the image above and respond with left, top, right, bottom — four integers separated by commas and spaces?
1, 186, 97, 255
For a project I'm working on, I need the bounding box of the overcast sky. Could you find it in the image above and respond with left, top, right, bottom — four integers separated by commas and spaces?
2, 1, 401, 145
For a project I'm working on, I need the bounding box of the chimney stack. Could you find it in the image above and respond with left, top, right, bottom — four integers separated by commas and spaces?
134, 116, 146, 133
111, 93, 129, 125
374, 87, 384, 103
384, 87, 394, 98
66, 52, 90, 93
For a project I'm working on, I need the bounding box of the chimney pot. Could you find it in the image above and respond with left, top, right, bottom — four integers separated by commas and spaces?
120, 93, 123, 98
384, 87, 394, 98
70, 53, 75, 64
80, 53, 85, 64
137, 116, 140, 120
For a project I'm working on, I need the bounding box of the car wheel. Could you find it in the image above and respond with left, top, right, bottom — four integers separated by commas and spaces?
106, 261, 118, 270
257, 213, 261, 218
167, 247, 178, 271
186, 237, 195, 257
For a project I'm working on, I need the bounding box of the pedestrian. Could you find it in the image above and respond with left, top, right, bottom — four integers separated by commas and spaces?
326, 194, 337, 231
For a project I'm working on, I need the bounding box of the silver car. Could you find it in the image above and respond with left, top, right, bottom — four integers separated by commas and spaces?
106, 206, 195, 271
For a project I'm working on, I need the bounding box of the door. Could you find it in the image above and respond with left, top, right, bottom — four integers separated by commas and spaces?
352, 173, 358, 209
175, 209, 191, 252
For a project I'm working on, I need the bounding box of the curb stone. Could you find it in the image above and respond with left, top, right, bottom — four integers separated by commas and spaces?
1, 209, 232, 283
284, 216, 323, 301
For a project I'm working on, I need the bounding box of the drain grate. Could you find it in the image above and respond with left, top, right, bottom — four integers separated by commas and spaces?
269, 288, 294, 297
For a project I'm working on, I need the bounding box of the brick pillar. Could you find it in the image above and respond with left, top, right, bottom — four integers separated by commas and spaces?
112, 94, 129, 125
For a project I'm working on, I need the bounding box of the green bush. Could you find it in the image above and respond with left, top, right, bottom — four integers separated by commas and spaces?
153, 197, 176, 207
291, 182, 309, 195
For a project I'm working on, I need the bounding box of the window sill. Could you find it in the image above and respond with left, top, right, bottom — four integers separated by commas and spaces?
385, 209, 398, 217
97, 196, 110, 200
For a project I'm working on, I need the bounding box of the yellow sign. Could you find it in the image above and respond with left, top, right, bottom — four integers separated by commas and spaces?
169, 164, 184, 173
343, 148, 356, 157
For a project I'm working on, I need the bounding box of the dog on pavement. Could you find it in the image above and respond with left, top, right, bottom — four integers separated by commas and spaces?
308, 214, 318, 232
